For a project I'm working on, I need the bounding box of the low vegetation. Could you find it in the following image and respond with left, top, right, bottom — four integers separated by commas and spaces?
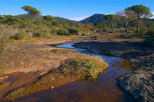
5, 56, 108, 100
60, 57, 108, 79
50, 48, 79, 54
0, 5, 92, 53
86, 5, 154, 46
0, 5, 153, 51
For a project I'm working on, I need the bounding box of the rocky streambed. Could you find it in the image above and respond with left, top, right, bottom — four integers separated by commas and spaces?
74, 41, 154, 102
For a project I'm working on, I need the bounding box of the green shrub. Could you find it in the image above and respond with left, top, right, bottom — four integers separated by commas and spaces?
10, 32, 25, 40
33, 32, 45, 38
59, 57, 108, 79
43, 15, 55, 22
147, 22, 154, 28
68, 29, 79, 35
145, 29, 154, 37
56, 29, 68, 35
2, 15, 19, 25
143, 37, 154, 47
134, 28, 147, 37
52, 21, 60, 26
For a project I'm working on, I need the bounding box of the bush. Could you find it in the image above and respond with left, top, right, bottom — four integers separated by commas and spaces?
143, 38, 154, 47
43, 15, 55, 22
59, 57, 108, 79
52, 21, 60, 26
10, 32, 25, 40
2, 15, 19, 25
68, 29, 79, 35
146, 30, 154, 37
33, 32, 45, 38
134, 28, 147, 37
147, 22, 154, 28
56, 29, 68, 35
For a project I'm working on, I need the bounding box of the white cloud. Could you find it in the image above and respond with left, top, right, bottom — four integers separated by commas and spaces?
152, 12, 154, 18
71, 16, 88, 21
150, 12, 154, 19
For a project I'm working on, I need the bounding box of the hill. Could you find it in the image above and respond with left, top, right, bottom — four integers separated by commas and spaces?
55, 17, 80, 25
16, 14, 80, 25
80, 14, 105, 24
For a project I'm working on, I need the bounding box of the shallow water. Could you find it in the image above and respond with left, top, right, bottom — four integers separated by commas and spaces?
11, 42, 135, 102
53, 42, 135, 102
5, 78, 16, 82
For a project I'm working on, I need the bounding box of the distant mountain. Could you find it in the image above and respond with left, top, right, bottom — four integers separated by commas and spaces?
15, 14, 154, 25
55, 17, 80, 25
80, 14, 106, 24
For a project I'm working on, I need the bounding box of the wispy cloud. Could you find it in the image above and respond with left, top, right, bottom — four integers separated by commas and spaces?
71, 16, 88, 21
152, 12, 154, 18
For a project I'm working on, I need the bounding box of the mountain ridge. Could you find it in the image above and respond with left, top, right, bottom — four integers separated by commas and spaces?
80, 14, 106, 24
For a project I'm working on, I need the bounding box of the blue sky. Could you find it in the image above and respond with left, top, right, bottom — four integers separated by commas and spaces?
0, 0, 154, 20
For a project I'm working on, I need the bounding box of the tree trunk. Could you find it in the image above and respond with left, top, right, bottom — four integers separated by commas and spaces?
111, 21, 114, 33
125, 21, 129, 34
137, 20, 140, 30
136, 17, 141, 31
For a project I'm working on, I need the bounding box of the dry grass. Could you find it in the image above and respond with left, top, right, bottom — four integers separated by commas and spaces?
50, 48, 78, 54
0, 24, 19, 38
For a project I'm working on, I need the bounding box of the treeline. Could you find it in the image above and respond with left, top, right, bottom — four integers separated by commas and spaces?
0, 5, 154, 47
0, 5, 92, 42
93, 5, 153, 37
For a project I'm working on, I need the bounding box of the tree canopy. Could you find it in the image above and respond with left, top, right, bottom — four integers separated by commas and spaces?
126, 5, 152, 18
22, 5, 41, 15
43, 15, 55, 22
104, 14, 119, 22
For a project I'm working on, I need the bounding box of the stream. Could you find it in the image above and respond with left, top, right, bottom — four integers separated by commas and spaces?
7, 42, 135, 102
49, 42, 135, 102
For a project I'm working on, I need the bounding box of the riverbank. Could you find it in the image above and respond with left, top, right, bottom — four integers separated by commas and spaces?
73, 40, 154, 102
1, 41, 135, 102
0, 38, 74, 99
0, 38, 108, 101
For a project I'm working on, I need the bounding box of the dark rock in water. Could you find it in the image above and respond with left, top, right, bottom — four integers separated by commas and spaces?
119, 68, 154, 102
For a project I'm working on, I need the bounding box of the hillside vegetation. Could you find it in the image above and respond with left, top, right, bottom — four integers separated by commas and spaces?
0, 6, 93, 52
0, 5, 154, 48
